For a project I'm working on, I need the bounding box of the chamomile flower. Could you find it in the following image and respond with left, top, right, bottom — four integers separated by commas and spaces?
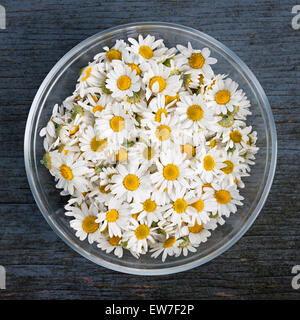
123, 219, 156, 254
222, 126, 252, 151
94, 39, 128, 63
96, 197, 131, 238
79, 125, 108, 162
195, 147, 226, 183
175, 93, 219, 132
150, 236, 181, 262
131, 198, 165, 225
75, 62, 105, 97
110, 161, 151, 202
95, 103, 136, 148
176, 42, 217, 77
141, 94, 176, 126
176, 236, 199, 257
78, 93, 113, 117
69, 202, 101, 244
205, 77, 245, 114
164, 189, 197, 226
187, 221, 212, 245
151, 149, 193, 197
106, 60, 141, 100
97, 234, 124, 258
212, 180, 244, 217
143, 61, 182, 100
128, 34, 175, 63
51, 153, 92, 195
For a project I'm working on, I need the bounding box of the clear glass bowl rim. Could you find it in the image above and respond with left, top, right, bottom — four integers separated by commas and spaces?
24, 21, 277, 275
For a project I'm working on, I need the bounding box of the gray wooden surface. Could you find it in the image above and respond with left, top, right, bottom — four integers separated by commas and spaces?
0, 0, 299, 300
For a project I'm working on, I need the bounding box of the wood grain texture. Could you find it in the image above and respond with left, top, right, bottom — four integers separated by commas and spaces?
0, 0, 300, 300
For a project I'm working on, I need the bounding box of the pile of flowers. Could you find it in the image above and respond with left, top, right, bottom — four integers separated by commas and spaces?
40, 35, 258, 261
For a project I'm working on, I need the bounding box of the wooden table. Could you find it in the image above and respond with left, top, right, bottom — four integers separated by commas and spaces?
0, 0, 299, 299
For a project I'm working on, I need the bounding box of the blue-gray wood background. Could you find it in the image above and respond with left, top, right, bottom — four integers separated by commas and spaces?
0, 0, 299, 300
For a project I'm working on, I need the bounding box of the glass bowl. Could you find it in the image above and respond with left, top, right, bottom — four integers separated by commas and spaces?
24, 22, 277, 275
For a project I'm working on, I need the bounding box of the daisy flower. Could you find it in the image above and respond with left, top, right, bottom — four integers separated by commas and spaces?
195, 147, 226, 183
176, 42, 217, 77
212, 180, 244, 217
205, 77, 245, 114
94, 39, 128, 63
69, 202, 101, 244
78, 93, 113, 117
51, 153, 92, 195
79, 125, 108, 162
106, 60, 141, 100
187, 221, 212, 245
151, 149, 193, 197
123, 219, 157, 255
164, 189, 197, 226
131, 198, 165, 225
95, 103, 136, 148
128, 34, 175, 63
175, 93, 219, 132
97, 234, 124, 258
150, 236, 181, 262
143, 61, 182, 100
222, 126, 252, 151
141, 94, 176, 127
122, 90, 147, 113
176, 236, 199, 257
110, 160, 151, 202
96, 197, 131, 238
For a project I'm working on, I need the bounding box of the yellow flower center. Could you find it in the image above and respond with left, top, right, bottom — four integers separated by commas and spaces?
139, 45, 154, 59
142, 146, 155, 160
187, 104, 204, 121
203, 155, 215, 171
123, 174, 140, 191
163, 236, 176, 248
109, 236, 122, 246
156, 125, 171, 141
135, 224, 150, 240
106, 209, 119, 223
202, 183, 212, 193
110, 116, 125, 132
90, 137, 107, 152
115, 148, 128, 162
82, 216, 99, 233
60, 164, 73, 180
221, 160, 234, 174
188, 221, 203, 233
189, 53, 205, 69
69, 125, 79, 135
154, 109, 168, 122
99, 185, 110, 194
132, 213, 139, 220
181, 144, 196, 159
190, 198, 204, 213
143, 199, 157, 213
150, 76, 166, 93
93, 105, 105, 113
215, 190, 231, 204
117, 75, 131, 91
165, 94, 179, 106
215, 90, 231, 105
127, 63, 141, 76
106, 49, 122, 62
81, 67, 92, 82
163, 164, 180, 181
230, 130, 242, 143
210, 139, 216, 149
173, 198, 188, 214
